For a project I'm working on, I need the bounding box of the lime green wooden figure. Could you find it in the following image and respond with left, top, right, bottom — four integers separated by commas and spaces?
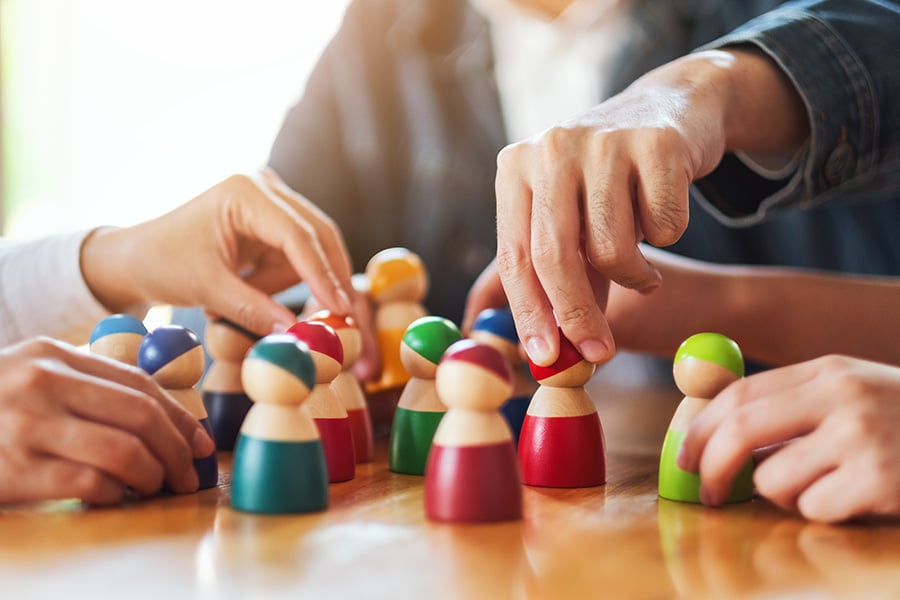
390, 316, 463, 475
658, 333, 754, 503
231, 334, 328, 514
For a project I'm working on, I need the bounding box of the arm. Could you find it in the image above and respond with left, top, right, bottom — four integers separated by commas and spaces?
694, 0, 900, 223
604, 247, 900, 367
464, 247, 900, 368
679, 355, 900, 523
494, 47, 808, 366
1, 171, 357, 347
494, 0, 900, 368
80, 170, 356, 338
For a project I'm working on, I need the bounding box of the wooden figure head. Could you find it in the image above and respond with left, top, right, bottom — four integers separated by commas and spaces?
137, 325, 205, 389
400, 316, 462, 379
673, 333, 744, 399
527, 328, 595, 388
469, 308, 520, 364
436, 340, 512, 411
286, 321, 343, 384
241, 334, 316, 406
90, 314, 148, 366
365, 247, 428, 304
307, 310, 361, 368
205, 318, 259, 362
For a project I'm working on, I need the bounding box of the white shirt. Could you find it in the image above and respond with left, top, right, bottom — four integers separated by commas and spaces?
0, 230, 110, 346
470, 0, 635, 143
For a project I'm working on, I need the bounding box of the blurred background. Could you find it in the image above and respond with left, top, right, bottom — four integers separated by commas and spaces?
0, 0, 350, 239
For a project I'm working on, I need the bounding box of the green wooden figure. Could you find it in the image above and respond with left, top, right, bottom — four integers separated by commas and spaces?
389, 316, 463, 475
658, 332, 754, 503
231, 334, 328, 514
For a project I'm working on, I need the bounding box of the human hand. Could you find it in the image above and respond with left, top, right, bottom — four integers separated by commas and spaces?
494, 49, 808, 366
81, 168, 358, 337
679, 355, 900, 523
0, 337, 215, 505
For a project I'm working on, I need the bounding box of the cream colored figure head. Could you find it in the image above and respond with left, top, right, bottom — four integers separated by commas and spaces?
436, 340, 513, 413
306, 311, 361, 372
205, 319, 257, 364
137, 325, 205, 391
89, 314, 148, 366
241, 335, 317, 408
365, 247, 429, 306
672, 333, 744, 400
527, 329, 596, 389
287, 321, 343, 386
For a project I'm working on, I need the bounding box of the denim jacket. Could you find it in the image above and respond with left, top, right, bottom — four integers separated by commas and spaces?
695, 0, 900, 227
269, 0, 900, 323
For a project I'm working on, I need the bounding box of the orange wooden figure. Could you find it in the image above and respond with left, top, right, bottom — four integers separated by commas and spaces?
518, 328, 605, 488
425, 339, 521, 523
307, 310, 375, 463
364, 247, 428, 395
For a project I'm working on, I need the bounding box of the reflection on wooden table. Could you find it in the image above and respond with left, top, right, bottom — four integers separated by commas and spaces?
2, 353, 899, 599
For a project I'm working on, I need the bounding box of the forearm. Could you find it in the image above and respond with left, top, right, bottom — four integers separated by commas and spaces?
719, 267, 900, 367
609, 250, 900, 367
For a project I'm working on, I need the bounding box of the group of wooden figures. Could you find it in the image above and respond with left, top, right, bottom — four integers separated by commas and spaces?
89, 247, 753, 523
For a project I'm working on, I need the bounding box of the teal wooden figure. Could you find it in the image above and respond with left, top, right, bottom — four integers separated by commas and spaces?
389, 316, 462, 475
658, 332, 754, 503
231, 334, 328, 514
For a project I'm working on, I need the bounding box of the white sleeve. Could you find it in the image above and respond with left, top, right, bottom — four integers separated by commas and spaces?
0, 229, 111, 346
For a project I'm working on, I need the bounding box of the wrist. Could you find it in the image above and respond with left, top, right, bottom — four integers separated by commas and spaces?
716, 47, 810, 155
80, 226, 143, 313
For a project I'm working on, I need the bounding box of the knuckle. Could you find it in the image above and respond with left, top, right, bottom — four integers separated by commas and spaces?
495, 245, 532, 279
554, 303, 593, 328
129, 398, 167, 433
539, 126, 573, 158
496, 142, 527, 171
108, 437, 149, 472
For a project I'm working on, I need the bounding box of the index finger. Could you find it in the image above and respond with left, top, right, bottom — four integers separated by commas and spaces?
244, 174, 354, 318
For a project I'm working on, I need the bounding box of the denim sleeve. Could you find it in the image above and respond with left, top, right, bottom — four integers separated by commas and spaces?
691, 0, 900, 227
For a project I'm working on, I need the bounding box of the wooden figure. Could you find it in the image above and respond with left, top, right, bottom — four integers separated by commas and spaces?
287, 320, 355, 482
137, 325, 218, 489
307, 310, 375, 463
518, 328, 605, 488
425, 339, 521, 523
364, 247, 429, 396
389, 316, 462, 475
201, 318, 258, 451
89, 314, 148, 365
658, 332, 754, 503
231, 334, 328, 513
470, 308, 536, 445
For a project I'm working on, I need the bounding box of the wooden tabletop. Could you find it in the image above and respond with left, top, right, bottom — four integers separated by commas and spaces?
2, 353, 900, 599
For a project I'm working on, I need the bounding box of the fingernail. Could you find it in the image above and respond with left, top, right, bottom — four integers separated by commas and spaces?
676, 445, 690, 470
578, 340, 610, 364
192, 428, 216, 458
526, 336, 552, 366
